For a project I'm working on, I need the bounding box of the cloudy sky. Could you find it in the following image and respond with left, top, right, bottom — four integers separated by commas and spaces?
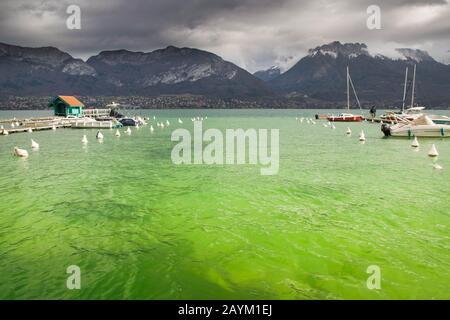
0, 0, 449, 72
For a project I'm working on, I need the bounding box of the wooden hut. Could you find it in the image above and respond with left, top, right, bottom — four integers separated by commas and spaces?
48, 96, 84, 117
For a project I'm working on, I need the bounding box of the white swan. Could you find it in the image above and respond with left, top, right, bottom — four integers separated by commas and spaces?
31, 139, 39, 150
14, 147, 28, 158
82, 135, 88, 144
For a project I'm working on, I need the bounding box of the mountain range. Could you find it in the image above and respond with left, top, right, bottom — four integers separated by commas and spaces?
1, 41, 450, 108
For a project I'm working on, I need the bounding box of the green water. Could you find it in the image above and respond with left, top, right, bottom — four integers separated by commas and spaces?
0, 109, 449, 300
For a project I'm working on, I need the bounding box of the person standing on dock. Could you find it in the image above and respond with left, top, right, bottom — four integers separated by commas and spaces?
370, 106, 376, 119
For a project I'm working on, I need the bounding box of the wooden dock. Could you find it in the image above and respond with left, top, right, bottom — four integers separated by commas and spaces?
1, 124, 71, 135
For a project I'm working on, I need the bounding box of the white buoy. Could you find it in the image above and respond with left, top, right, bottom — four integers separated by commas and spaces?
153, 116, 156, 120
31, 139, 39, 150
96, 131, 104, 140
161, 123, 165, 129
359, 130, 366, 141
166, 120, 170, 126
14, 147, 28, 158
11, 123, 15, 128
82, 135, 88, 144
323, 123, 328, 128
150, 125, 154, 132
2, 129, 9, 135
428, 144, 438, 157
331, 124, 336, 129
115, 130, 121, 137
52, 125, 56, 131
178, 118, 183, 124
411, 136, 419, 148
346, 127, 352, 135
28, 128, 33, 133
125, 127, 132, 134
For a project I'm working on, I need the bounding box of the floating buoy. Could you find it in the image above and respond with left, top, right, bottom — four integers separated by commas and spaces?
380, 120, 383, 124
428, 144, 438, 157
331, 124, 336, 129
52, 125, 56, 131
14, 147, 28, 158
96, 131, 104, 140
166, 120, 170, 126
31, 139, 39, 150
411, 136, 419, 148
346, 127, 352, 135
178, 118, 183, 124
136, 124, 140, 129
125, 127, 132, 134
82, 135, 88, 144
359, 130, 366, 141
323, 123, 328, 128
28, 128, 33, 133
2, 129, 9, 135
153, 116, 156, 120
161, 123, 165, 129
115, 130, 121, 137
11, 123, 15, 128
150, 125, 154, 132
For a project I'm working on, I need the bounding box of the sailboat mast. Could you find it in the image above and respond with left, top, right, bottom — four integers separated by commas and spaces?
411, 64, 416, 108
347, 66, 350, 110
402, 67, 409, 112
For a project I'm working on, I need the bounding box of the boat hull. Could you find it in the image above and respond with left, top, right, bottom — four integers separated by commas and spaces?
382, 124, 450, 137
327, 115, 364, 122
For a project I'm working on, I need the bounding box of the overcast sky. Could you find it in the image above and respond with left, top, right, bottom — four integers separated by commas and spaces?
0, 0, 449, 72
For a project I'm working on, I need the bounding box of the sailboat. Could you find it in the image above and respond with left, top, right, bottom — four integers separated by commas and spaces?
327, 66, 364, 122
381, 65, 424, 122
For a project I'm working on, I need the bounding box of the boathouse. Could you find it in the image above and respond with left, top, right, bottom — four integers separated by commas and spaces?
48, 96, 84, 117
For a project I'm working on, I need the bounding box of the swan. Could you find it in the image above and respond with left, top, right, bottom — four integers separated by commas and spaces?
82, 135, 88, 144
14, 147, 28, 158
96, 131, 104, 140
115, 130, 121, 137
31, 139, 39, 150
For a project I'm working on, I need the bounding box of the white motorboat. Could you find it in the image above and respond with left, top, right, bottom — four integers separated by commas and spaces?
381, 115, 450, 138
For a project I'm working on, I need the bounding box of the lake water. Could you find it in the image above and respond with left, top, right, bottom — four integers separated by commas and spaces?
0, 109, 449, 299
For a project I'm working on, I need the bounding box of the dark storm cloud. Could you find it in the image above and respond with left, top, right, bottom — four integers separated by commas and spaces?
0, 0, 449, 71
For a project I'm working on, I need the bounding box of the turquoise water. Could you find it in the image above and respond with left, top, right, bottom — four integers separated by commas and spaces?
0, 109, 449, 299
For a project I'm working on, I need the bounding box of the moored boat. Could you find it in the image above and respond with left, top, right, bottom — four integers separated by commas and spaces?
327, 66, 364, 122
381, 115, 450, 138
